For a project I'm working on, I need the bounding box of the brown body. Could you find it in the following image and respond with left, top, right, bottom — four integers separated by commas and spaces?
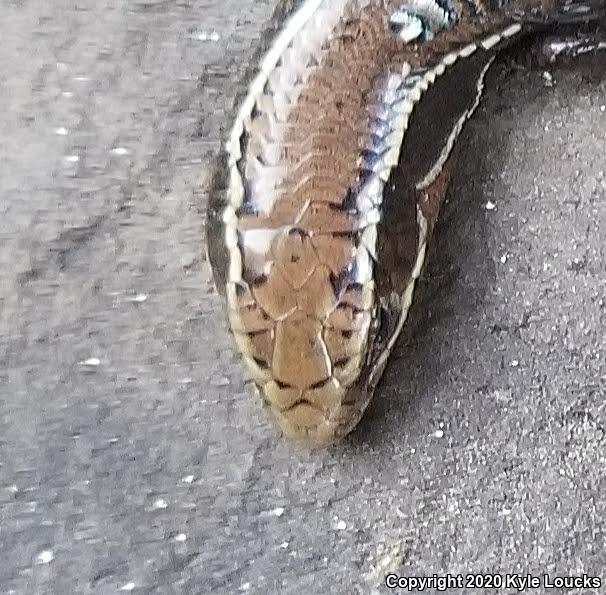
207, 0, 604, 446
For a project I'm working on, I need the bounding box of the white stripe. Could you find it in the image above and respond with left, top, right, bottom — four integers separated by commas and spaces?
481, 33, 502, 50
369, 208, 429, 384
502, 23, 523, 38
415, 55, 496, 190
459, 43, 478, 58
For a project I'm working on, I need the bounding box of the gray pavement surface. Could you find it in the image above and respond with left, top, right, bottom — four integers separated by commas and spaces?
1, 1, 605, 594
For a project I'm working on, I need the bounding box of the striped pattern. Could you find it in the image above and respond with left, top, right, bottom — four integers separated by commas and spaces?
207, 0, 602, 446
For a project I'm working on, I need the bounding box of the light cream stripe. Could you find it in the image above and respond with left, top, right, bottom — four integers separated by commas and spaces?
369, 207, 429, 385
415, 55, 496, 190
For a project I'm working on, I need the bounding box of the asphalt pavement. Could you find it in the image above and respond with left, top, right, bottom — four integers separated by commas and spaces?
0, 2, 604, 594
